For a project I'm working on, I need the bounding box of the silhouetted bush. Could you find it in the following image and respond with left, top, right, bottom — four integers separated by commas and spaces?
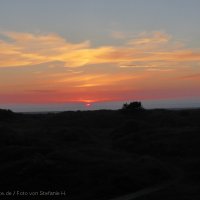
121, 101, 144, 113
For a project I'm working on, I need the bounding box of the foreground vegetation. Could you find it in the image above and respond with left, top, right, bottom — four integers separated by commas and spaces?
0, 107, 200, 199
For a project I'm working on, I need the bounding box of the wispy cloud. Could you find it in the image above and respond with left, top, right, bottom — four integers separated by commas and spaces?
1, 31, 200, 70
127, 31, 171, 46
180, 73, 200, 80
0, 31, 90, 67
1, 30, 200, 103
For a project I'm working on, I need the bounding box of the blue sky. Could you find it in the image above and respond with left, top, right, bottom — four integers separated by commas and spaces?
1, 0, 200, 46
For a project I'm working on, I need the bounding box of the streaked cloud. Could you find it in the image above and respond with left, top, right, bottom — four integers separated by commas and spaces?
0, 30, 200, 103
127, 31, 171, 46
180, 73, 200, 80
0, 31, 90, 67
1, 31, 200, 70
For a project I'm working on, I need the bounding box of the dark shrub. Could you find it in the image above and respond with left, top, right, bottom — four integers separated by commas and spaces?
121, 101, 144, 113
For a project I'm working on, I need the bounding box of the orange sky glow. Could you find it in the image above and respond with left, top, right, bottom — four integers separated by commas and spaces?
0, 31, 200, 104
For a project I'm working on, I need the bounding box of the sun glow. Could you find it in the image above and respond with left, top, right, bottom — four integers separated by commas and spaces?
85, 103, 92, 107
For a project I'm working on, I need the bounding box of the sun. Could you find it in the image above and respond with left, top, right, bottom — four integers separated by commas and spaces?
85, 103, 92, 107
80, 99, 95, 107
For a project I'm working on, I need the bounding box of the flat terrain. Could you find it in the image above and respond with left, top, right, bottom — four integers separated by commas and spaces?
0, 108, 200, 199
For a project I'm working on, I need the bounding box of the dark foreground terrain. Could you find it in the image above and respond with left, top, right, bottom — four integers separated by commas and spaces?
0, 107, 200, 199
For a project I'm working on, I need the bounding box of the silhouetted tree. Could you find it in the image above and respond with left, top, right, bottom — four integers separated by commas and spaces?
121, 101, 144, 113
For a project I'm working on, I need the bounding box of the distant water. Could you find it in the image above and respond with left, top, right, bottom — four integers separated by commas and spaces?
0, 98, 200, 112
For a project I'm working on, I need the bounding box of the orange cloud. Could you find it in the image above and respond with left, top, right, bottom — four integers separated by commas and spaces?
128, 31, 171, 46
56, 73, 139, 88
1, 31, 200, 104
180, 73, 200, 80
1, 31, 200, 70
0, 31, 90, 67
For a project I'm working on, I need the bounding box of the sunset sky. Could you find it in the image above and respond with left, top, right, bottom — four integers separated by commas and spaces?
0, 0, 200, 108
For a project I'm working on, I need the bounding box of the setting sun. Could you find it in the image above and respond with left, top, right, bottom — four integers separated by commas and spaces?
85, 103, 92, 107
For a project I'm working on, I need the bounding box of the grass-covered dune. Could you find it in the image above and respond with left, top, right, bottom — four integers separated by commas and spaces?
0, 108, 200, 199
